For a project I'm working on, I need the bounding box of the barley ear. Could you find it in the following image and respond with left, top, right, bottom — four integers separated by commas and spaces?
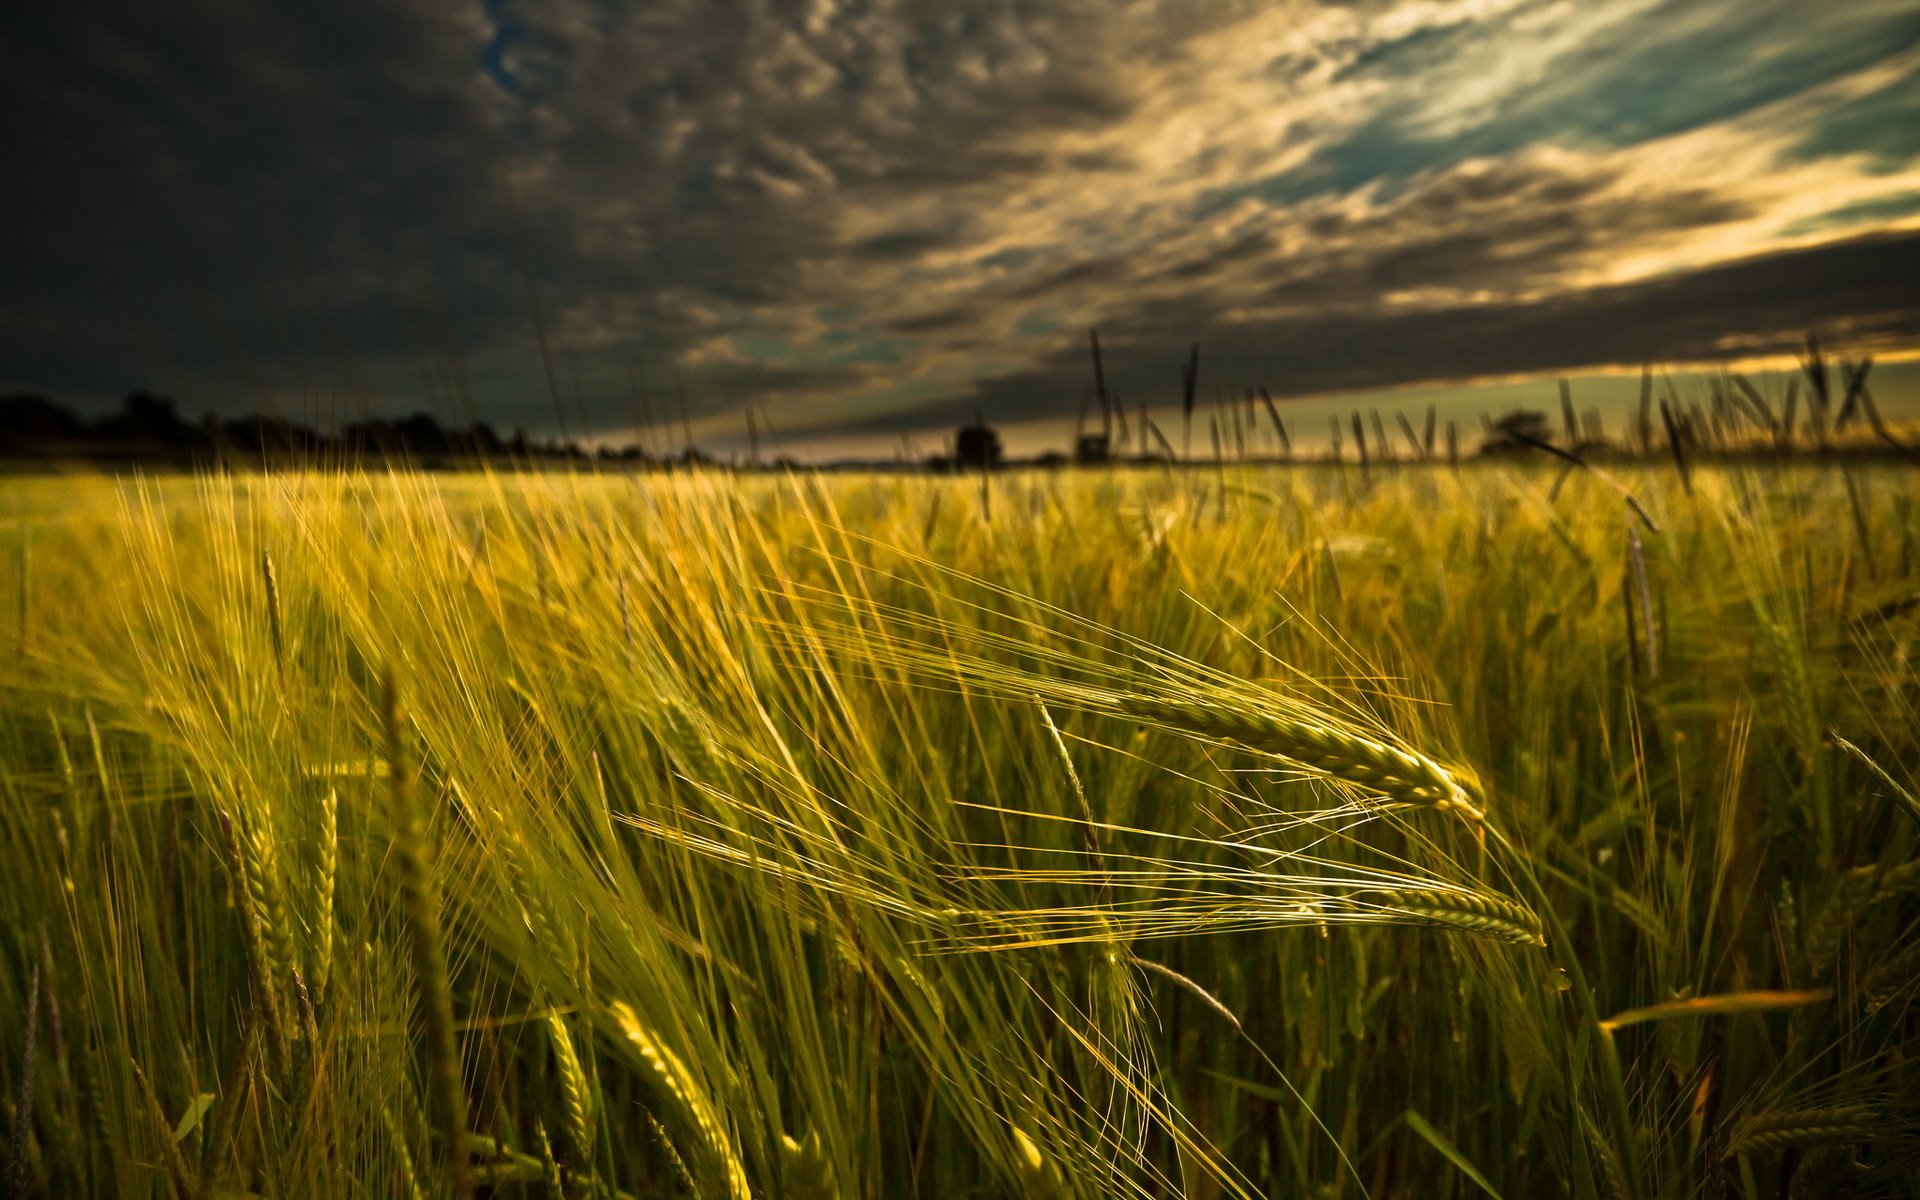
610, 1001, 750, 1200
778, 1126, 839, 1200
1372, 888, 1547, 947
261, 550, 284, 675
1012, 1126, 1071, 1200
383, 671, 472, 1200
382, 1104, 430, 1200
545, 1012, 594, 1171
1116, 694, 1484, 819
312, 787, 337, 998
216, 811, 291, 1074
1726, 1106, 1885, 1157
129, 1055, 197, 1200
1578, 1107, 1624, 1200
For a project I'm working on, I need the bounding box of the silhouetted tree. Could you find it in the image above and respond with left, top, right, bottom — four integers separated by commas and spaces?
0, 395, 85, 452
394, 412, 451, 457
97, 391, 197, 447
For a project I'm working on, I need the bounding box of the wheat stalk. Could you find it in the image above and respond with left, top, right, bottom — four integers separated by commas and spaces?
241, 814, 300, 1008
8, 963, 38, 1199
534, 1121, 566, 1199
1578, 1107, 1624, 1200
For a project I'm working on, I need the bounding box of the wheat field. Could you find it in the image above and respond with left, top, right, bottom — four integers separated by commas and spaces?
1, 461, 1916, 1198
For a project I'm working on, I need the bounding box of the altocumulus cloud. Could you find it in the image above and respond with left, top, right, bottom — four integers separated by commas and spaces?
3, 0, 1920, 452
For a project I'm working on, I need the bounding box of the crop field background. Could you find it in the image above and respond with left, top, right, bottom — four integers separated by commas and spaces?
1, 462, 1917, 1198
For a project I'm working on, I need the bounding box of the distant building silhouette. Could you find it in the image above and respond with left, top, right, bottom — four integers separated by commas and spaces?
954, 422, 1002, 471
1074, 433, 1111, 465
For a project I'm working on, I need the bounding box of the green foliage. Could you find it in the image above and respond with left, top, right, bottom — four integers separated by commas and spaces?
0, 462, 1916, 1197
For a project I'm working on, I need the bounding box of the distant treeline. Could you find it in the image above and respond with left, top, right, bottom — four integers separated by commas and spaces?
7, 340, 1917, 476
0, 391, 701, 469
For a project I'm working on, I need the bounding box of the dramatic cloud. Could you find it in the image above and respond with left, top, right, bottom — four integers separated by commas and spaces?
4, 0, 1919, 453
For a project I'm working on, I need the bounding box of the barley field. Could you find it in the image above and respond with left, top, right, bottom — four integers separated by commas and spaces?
2, 462, 1917, 1198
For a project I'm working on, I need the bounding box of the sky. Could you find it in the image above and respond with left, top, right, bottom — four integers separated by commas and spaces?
5, 0, 1920, 459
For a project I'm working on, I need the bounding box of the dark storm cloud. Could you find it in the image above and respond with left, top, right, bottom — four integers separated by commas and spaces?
1252, 162, 1751, 304
4, 0, 1919, 449
1, 2, 539, 411
850, 228, 963, 262
842, 228, 1920, 437
1, 0, 1269, 421
882, 304, 986, 335
1003, 259, 1134, 303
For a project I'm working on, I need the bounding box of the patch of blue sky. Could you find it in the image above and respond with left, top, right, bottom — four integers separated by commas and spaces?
1789, 63, 1920, 172
1200, 2, 1920, 217
1329, 11, 1491, 86
478, 0, 527, 94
